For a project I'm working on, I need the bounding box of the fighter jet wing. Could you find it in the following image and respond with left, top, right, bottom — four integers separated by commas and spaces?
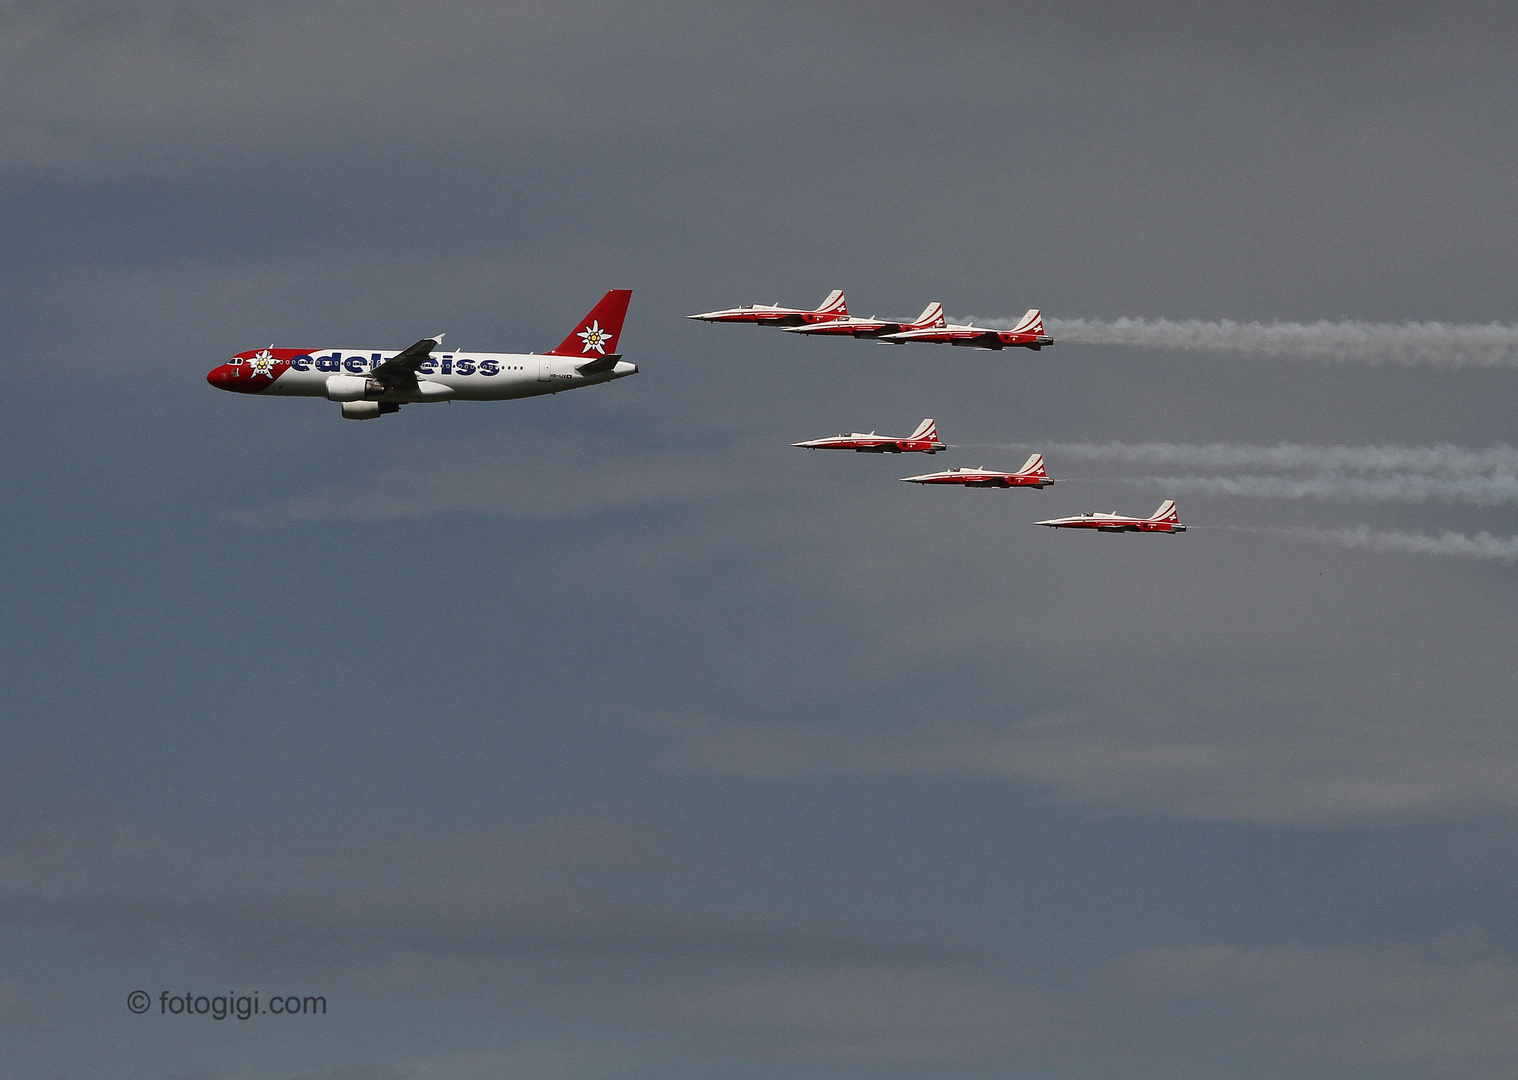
369, 335, 445, 385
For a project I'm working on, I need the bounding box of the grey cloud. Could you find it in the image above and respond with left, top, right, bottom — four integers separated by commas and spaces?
0, 796, 954, 974
652, 703, 1518, 826
605, 938, 1518, 1076
226, 431, 786, 526
0, 1, 989, 173
396, 1045, 654, 1080
17, 798, 1518, 1075
4, 0, 1510, 183
1109, 937, 1518, 1078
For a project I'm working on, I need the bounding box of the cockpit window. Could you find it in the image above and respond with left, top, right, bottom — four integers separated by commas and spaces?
228, 356, 244, 366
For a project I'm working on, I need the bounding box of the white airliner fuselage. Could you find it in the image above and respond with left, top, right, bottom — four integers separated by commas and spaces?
208, 290, 637, 419
212, 349, 634, 399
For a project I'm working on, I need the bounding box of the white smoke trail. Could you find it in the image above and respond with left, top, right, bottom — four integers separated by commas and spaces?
1136, 474, 1518, 507
1267, 526, 1518, 564
973, 316, 1518, 368
972, 441, 1518, 478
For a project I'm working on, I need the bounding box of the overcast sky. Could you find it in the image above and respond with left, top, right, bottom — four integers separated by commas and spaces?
4, 2, 1518, 1078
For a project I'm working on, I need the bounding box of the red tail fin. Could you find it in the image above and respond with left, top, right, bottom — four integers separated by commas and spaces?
1009, 308, 1043, 336
1017, 453, 1047, 478
549, 290, 632, 357
910, 302, 945, 329
1151, 500, 1179, 522
815, 289, 848, 316
909, 418, 938, 442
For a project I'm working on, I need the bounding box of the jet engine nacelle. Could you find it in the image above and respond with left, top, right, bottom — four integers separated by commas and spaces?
325, 375, 385, 402
340, 401, 401, 420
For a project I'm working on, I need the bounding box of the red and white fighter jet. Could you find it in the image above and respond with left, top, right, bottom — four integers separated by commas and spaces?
1036, 501, 1186, 533
900, 454, 1053, 488
687, 290, 849, 327
793, 419, 946, 454
880, 308, 1054, 351
782, 302, 946, 342
206, 290, 637, 420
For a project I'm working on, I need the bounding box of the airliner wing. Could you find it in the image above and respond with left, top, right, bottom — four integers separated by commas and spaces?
370, 335, 444, 385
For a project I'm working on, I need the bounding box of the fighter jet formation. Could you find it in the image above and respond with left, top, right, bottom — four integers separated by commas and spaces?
690, 291, 1052, 351
691, 289, 1170, 533
786, 412, 1180, 532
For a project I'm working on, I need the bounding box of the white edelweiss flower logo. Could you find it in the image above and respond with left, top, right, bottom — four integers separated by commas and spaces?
576, 321, 614, 355
248, 349, 277, 376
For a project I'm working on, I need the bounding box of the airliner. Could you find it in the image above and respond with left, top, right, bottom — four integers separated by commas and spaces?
207, 290, 637, 419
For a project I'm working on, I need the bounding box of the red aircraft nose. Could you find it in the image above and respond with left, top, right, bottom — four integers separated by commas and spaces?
207, 362, 255, 393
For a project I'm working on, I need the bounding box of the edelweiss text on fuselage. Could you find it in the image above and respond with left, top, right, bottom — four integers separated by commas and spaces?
206, 290, 636, 420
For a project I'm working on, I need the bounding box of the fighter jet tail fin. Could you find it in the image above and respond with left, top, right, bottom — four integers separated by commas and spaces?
909, 418, 938, 442
1008, 308, 1044, 337
549, 289, 633, 357
1151, 500, 1180, 523
1017, 453, 1048, 479
910, 302, 946, 329
814, 289, 849, 316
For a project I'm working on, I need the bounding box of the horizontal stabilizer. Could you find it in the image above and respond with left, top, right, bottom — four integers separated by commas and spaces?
575, 352, 622, 375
